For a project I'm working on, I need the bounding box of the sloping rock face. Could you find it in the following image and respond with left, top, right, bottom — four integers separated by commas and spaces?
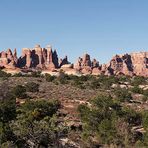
0, 45, 147, 77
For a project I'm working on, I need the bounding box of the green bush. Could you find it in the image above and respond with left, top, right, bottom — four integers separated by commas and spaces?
12, 72, 23, 77
78, 95, 119, 145
78, 94, 144, 147
131, 86, 143, 94
98, 75, 119, 89
78, 75, 90, 81
9, 99, 63, 147
13, 85, 27, 99
122, 107, 142, 126
131, 76, 146, 86
31, 71, 41, 77
118, 75, 131, 83
90, 79, 100, 89
72, 80, 85, 89
57, 73, 71, 84
0, 86, 16, 145
19, 99, 60, 120
0, 96, 16, 123
114, 88, 132, 102
45, 74, 56, 82
142, 111, 148, 129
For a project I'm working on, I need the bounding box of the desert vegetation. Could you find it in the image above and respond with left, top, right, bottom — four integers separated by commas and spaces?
0, 70, 148, 147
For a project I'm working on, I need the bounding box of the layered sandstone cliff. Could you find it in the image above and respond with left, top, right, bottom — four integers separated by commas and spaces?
0, 45, 147, 77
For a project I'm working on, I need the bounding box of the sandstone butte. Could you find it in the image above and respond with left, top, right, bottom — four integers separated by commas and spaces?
0, 44, 147, 77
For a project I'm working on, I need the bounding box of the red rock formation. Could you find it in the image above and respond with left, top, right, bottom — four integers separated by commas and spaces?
6, 49, 13, 60
0, 45, 147, 77
105, 52, 148, 77
74, 57, 83, 70
59, 56, 69, 67
13, 48, 18, 64
131, 52, 148, 77
92, 59, 99, 68
42, 48, 47, 65
82, 54, 91, 67
52, 49, 59, 68
34, 45, 43, 68
5, 59, 16, 69
0, 51, 8, 67
0, 49, 18, 69
74, 54, 92, 74
26, 49, 32, 68
45, 45, 55, 69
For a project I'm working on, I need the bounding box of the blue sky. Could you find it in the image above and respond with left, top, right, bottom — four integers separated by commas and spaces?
0, 0, 148, 63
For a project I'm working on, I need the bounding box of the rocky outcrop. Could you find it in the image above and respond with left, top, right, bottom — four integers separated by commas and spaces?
74, 54, 100, 75
74, 52, 148, 76
17, 45, 59, 70
0, 49, 18, 69
131, 52, 148, 77
0, 45, 147, 77
106, 52, 148, 77
59, 56, 69, 67
106, 54, 133, 76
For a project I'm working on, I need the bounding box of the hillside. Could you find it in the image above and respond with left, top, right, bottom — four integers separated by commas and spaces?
0, 71, 148, 147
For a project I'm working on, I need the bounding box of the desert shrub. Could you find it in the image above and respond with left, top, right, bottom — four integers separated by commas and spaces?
78, 94, 144, 147
70, 75, 95, 89
118, 75, 131, 83
45, 74, 56, 82
131, 87, 148, 97
57, 74, 69, 84
0, 70, 11, 77
90, 79, 100, 89
122, 107, 142, 126
131, 86, 143, 94
98, 75, 119, 89
131, 76, 146, 86
78, 75, 90, 81
67, 75, 78, 80
72, 80, 86, 89
114, 88, 132, 102
0, 85, 16, 145
25, 82, 39, 92
78, 95, 120, 145
31, 71, 41, 77
0, 97, 65, 147
142, 111, 148, 130
13, 85, 27, 99
19, 99, 60, 120
9, 99, 64, 147
12, 72, 23, 77
0, 94, 16, 123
